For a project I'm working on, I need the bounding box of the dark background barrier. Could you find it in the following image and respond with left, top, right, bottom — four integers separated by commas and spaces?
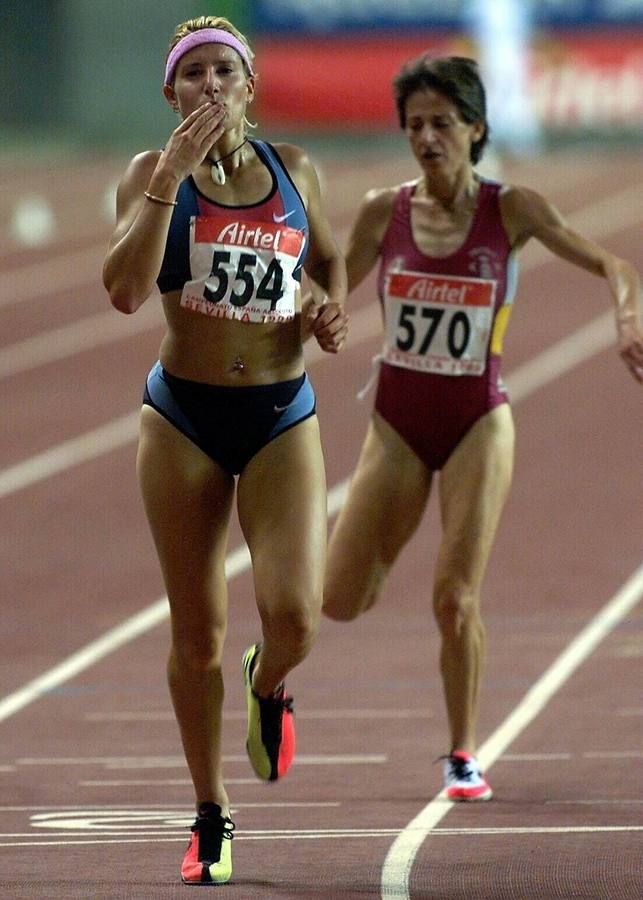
3, 0, 643, 156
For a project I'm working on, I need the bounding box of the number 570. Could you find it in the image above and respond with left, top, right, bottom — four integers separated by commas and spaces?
396, 304, 470, 358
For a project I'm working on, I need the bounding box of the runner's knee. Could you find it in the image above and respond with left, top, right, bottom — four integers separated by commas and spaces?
433, 581, 480, 635
170, 622, 226, 672
322, 590, 367, 621
323, 562, 384, 621
258, 595, 320, 652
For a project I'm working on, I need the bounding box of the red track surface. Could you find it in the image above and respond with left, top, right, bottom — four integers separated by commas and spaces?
1, 147, 642, 899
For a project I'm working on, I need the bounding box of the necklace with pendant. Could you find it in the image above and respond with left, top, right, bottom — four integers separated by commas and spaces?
210, 138, 248, 186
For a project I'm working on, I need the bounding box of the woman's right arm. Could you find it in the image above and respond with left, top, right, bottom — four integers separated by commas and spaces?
102, 151, 177, 313
344, 186, 396, 293
301, 185, 395, 340
103, 102, 226, 314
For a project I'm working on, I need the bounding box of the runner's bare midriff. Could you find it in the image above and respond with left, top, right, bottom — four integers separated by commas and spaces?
158, 291, 304, 384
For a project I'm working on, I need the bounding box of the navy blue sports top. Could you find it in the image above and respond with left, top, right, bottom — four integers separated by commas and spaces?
157, 140, 309, 325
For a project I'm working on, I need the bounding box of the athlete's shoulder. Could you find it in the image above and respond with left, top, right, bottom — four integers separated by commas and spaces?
347, 184, 407, 248
119, 149, 163, 190
499, 182, 548, 212
360, 182, 410, 218
127, 149, 162, 175
500, 182, 555, 224
499, 183, 555, 245
260, 141, 319, 196
265, 141, 311, 173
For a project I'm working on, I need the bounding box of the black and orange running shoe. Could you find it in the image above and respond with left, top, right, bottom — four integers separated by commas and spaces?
242, 643, 296, 781
180, 802, 235, 885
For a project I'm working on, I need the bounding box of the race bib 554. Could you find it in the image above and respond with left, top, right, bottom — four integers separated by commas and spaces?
180, 216, 306, 324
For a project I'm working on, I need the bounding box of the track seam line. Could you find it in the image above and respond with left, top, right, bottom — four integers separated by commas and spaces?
380, 562, 643, 898
1, 174, 638, 476
0, 307, 615, 499
0, 314, 628, 720
2, 175, 641, 375
2, 824, 642, 849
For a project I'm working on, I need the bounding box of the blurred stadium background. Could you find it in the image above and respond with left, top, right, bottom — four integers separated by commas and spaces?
5, 0, 643, 148
2, 0, 642, 246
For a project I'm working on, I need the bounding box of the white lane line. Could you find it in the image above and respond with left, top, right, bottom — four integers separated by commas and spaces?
500, 753, 572, 761
17, 754, 386, 768
583, 750, 643, 758
0, 244, 107, 309
30, 802, 338, 819
0, 315, 630, 717
0, 543, 248, 723
0, 836, 387, 848
84, 750, 636, 769
398, 825, 643, 837
0, 804, 223, 810
0, 410, 141, 499
0, 155, 592, 307
0, 303, 614, 501
2, 167, 637, 489
0, 833, 178, 838
0, 270, 371, 380
0, 304, 378, 495
4, 826, 641, 839
78, 779, 255, 787
380, 562, 643, 899
0, 302, 163, 378
506, 311, 613, 401
2, 175, 641, 378
1, 825, 641, 849
83, 708, 431, 722
547, 800, 643, 805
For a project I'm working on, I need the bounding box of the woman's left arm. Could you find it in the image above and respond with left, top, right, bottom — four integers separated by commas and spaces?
503, 185, 643, 383
280, 144, 348, 353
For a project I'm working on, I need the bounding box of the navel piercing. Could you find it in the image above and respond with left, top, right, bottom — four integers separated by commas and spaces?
231, 355, 245, 372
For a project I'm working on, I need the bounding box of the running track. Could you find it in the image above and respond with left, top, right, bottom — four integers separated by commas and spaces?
1, 146, 642, 899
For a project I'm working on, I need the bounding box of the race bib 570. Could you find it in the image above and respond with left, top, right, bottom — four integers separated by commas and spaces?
383, 270, 496, 375
180, 216, 306, 324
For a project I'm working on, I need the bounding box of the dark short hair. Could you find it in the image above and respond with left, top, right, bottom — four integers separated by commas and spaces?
393, 55, 489, 163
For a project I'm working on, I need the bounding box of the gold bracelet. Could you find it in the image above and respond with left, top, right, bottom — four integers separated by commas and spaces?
144, 190, 177, 207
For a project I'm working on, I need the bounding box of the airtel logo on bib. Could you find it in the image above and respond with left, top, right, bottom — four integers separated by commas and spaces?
194, 216, 305, 257
407, 277, 470, 304
217, 221, 284, 250
388, 272, 495, 308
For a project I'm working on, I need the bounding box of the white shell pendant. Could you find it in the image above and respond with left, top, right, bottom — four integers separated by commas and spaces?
211, 161, 225, 186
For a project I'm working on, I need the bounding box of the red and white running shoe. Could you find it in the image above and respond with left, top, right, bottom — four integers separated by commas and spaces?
443, 750, 493, 801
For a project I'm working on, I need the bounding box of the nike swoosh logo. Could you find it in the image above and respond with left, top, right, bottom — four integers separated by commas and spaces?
274, 403, 291, 412
272, 210, 295, 223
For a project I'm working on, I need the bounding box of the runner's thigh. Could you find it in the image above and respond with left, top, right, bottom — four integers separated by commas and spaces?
437, 404, 515, 588
330, 412, 432, 570
236, 415, 327, 617
137, 405, 235, 626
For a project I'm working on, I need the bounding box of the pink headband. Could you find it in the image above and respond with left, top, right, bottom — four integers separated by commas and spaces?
164, 28, 254, 85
